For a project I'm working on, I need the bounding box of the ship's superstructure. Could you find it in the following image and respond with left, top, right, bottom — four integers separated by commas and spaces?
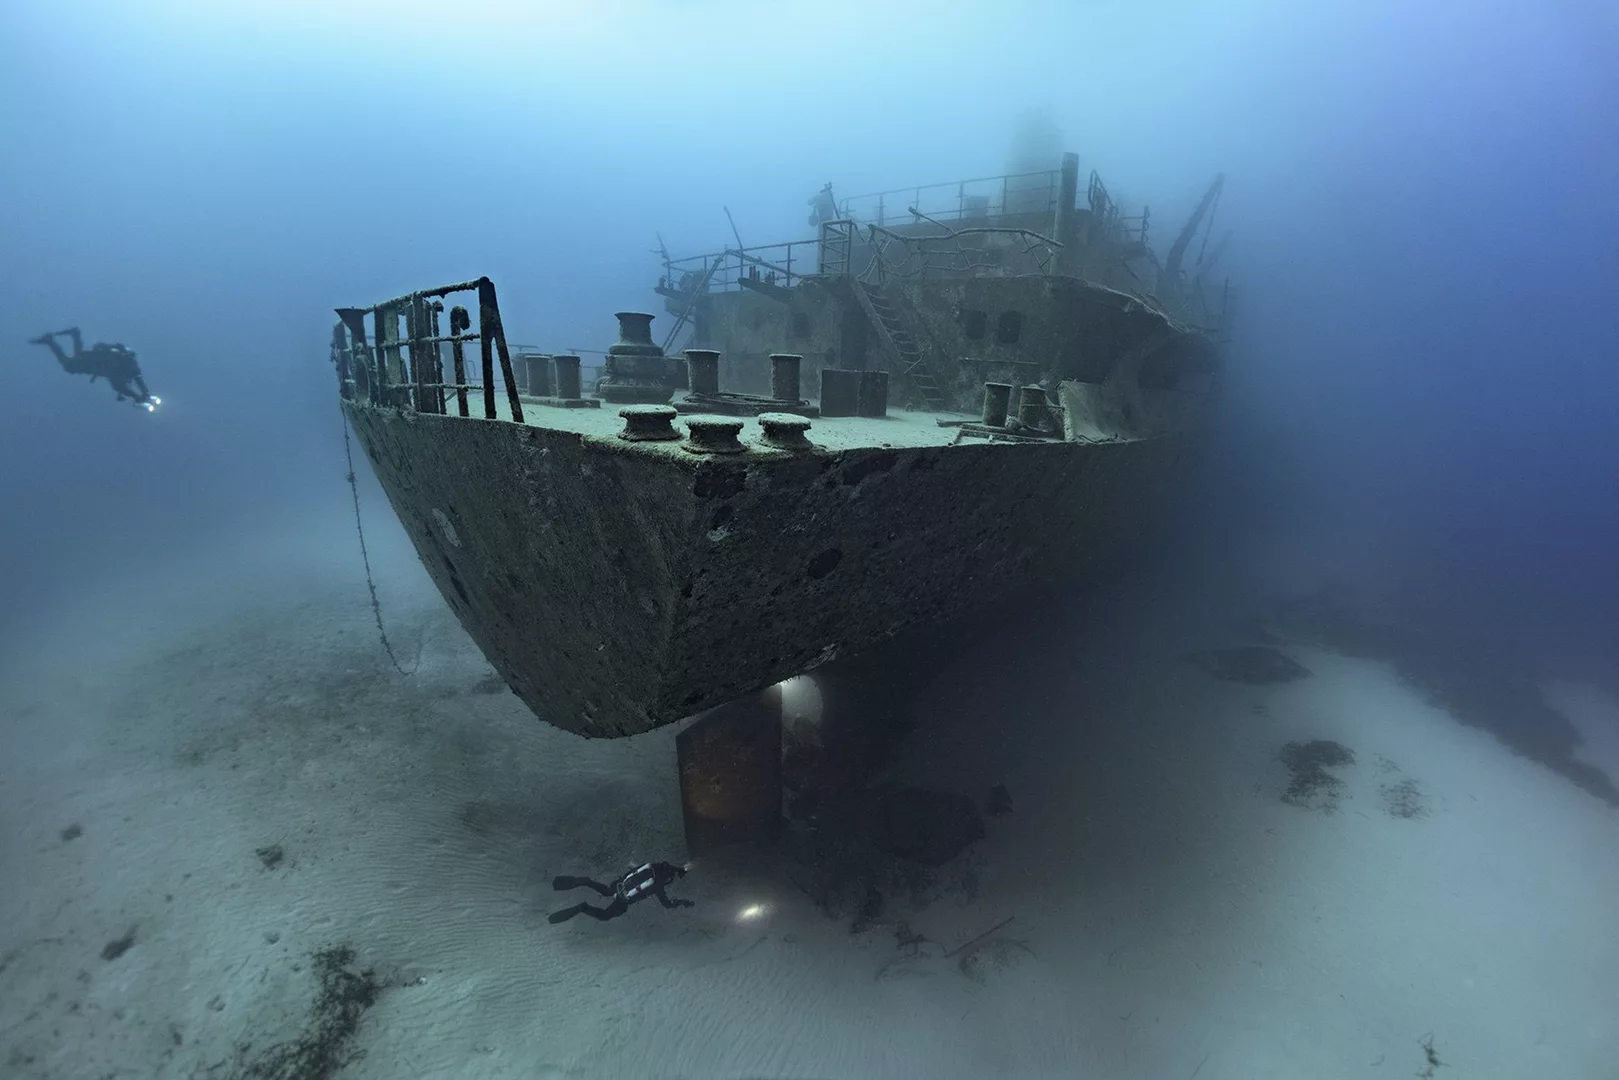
648, 154, 1229, 410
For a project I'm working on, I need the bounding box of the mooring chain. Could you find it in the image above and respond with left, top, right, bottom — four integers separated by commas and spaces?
340, 407, 418, 676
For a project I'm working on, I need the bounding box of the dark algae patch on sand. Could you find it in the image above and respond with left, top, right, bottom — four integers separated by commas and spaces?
221, 946, 381, 1080
101, 927, 137, 961
1416, 1033, 1446, 1078
1270, 587, 1619, 806
1279, 739, 1355, 812
1380, 776, 1429, 819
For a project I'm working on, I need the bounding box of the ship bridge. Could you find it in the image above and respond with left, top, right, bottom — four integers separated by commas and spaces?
647, 153, 1229, 419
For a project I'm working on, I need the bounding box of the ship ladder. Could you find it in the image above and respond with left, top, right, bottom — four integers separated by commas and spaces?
660, 258, 724, 354
853, 281, 949, 412
818, 219, 856, 277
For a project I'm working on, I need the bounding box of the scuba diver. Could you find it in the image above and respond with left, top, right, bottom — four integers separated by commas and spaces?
548, 860, 692, 924
28, 327, 160, 410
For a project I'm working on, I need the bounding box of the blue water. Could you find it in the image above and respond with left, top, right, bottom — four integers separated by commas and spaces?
1, 2, 1615, 1077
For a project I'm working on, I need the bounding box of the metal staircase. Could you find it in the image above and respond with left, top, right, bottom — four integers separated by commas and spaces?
818, 219, 856, 277
658, 259, 723, 353
849, 280, 949, 412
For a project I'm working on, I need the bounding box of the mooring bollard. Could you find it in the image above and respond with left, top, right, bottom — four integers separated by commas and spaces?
599, 311, 673, 404
1017, 384, 1050, 429
684, 416, 746, 454
757, 412, 813, 451
857, 370, 889, 418
618, 404, 681, 442
769, 353, 803, 402
981, 381, 1012, 427
685, 349, 721, 397
552, 355, 582, 400
524, 354, 553, 397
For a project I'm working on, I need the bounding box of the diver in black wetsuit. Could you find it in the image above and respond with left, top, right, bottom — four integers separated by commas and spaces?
548, 861, 692, 924
28, 327, 160, 409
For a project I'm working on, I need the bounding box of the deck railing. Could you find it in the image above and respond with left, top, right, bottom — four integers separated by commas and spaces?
333, 276, 523, 422
653, 162, 1215, 341
1087, 169, 1151, 248
659, 211, 1064, 304
658, 237, 822, 299
662, 164, 1149, 293
855, 217, 1063, 284
834, 169, 1060, 226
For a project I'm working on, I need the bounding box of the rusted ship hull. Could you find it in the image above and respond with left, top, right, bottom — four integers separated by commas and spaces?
344, 401, 1190, 738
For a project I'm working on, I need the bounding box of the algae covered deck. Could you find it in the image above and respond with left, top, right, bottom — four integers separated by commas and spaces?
465, 389, 979, 454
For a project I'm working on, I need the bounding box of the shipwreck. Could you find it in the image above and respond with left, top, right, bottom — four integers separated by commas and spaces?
332, 152, 1231, 848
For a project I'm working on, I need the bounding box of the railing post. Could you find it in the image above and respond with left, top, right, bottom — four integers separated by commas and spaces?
448, 306, 471, 417
475, 307, 494, 417
335, 309, 377, 405
428, 298, 447, 414
330, 321, 352, 399
1054, 152, 1080, 277
376, 303, 407, 408
476, 277, 524, 424
402, 300, 418, 411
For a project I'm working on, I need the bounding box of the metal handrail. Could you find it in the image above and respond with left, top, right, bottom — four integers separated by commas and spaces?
659, 237, 822, 294
334, 276, 523, 423
857, 214, 1063, 284
835, 168, 1061, 226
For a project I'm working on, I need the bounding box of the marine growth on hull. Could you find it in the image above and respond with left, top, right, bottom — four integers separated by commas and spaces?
328, 150, 1230, 742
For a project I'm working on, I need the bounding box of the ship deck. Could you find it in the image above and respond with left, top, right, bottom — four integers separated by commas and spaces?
466, 390, 985, 454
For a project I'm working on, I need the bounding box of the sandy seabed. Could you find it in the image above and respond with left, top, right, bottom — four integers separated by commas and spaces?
1, 515, 1615, 1080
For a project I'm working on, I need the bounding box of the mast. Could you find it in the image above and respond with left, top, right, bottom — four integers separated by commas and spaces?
1163, 173, 1225, 286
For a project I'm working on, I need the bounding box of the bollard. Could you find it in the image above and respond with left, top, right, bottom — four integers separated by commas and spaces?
599, 311, 673, 404
524, 354, 553, 397
757, 412, 813, 451
684, 416, 746, 454
1017, 384, 1050, 430
616, 310, 657, 346
552, 354, 583, 399
769, 353, 803, 402
857, 370, 889, 418
685, 349, 721, 397
619, 404, 681, 442
981, 381, 1012, 427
